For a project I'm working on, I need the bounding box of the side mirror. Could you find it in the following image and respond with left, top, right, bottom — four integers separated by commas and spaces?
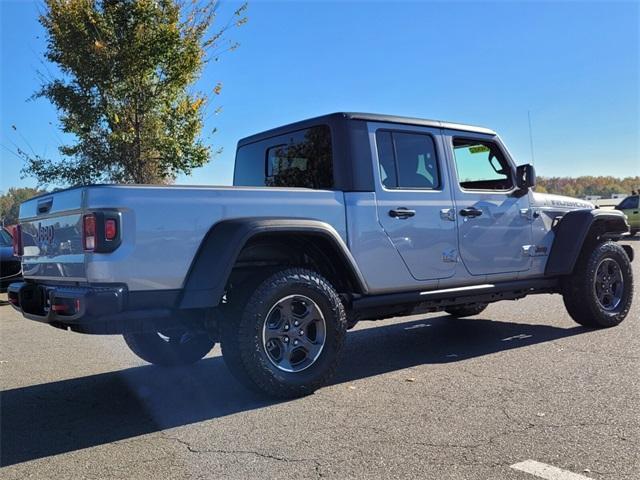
516, 164, 536, 190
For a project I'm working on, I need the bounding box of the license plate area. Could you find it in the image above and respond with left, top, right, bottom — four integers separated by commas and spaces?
18, 284, 48, 318
21, 213, 84, 259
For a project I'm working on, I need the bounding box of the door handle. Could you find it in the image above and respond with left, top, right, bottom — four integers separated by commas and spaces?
459, 207, 483, 218
389, 208, 416, 219
37, 197, 53, 214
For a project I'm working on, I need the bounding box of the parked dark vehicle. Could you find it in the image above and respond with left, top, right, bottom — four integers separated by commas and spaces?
1, 228, 22, 292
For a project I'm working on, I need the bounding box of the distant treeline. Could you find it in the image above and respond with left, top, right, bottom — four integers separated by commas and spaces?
535, 176, 639, 198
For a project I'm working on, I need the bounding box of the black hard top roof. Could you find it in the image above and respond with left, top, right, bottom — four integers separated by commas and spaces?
238, 112, 496, 146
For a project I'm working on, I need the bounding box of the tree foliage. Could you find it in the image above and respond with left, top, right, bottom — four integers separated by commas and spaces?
21, 0, 247, 186
0, 187, 46, 225
535, 176, 639, 197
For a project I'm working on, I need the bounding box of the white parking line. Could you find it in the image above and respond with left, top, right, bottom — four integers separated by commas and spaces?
510, 460, 594, 480
404, 323, 431, 330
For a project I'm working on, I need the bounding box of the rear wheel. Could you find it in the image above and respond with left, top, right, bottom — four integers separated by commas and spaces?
221, 268, 347, 398
123, 329, 215, 366
445, 303, 488, 318
562, 241, 633, 328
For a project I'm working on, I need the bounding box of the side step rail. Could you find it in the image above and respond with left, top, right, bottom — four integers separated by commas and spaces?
352, 278, 559, 318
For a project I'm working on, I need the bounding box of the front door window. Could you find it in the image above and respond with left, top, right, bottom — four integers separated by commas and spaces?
452, 139, 513, 191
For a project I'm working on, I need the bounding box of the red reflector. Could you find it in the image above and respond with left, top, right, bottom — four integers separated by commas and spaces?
12, 224, 23, 256
105, 219, 117, 240
51, 303, 69, 312
8, 296, 19, 305
83, 214, 96, 251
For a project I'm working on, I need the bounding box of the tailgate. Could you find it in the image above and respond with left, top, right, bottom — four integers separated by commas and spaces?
19, 188, 87, 281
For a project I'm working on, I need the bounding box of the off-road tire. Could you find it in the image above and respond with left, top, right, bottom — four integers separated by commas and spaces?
123, 330, 215, 366
445, 303, 488, 318
221, 268, 347, 398
562, 241, 633, 328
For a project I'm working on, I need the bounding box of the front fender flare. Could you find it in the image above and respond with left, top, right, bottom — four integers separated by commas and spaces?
545, 209, 630, 276
179, 218, 368, 309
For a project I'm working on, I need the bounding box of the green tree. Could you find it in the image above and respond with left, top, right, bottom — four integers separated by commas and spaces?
21, 0, 247, 186
535, 176, 640, 197
0, 187, 45, 225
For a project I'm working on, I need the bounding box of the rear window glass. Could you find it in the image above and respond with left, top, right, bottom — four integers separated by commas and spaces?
234, 125, 333, 189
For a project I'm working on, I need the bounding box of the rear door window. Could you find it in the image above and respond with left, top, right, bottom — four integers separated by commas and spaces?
375, 130, 440, 190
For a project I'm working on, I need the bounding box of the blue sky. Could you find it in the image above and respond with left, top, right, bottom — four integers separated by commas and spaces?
1, 0, 638, 192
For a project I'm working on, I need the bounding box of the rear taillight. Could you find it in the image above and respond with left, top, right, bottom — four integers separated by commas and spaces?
105, 218, 117, 241
12, 224, 23, 256
83, 211, 121, 252
83, 214, 96, 251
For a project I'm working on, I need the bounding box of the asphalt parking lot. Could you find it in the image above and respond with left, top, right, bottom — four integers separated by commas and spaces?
1, 240, 638, 480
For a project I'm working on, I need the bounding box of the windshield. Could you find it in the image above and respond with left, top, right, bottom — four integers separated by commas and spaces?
0, 228, 13, 247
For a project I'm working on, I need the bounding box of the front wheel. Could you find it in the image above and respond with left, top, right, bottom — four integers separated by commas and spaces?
123, 329, 215, 366
221, 268, 347, 398
562, 241, 633, 328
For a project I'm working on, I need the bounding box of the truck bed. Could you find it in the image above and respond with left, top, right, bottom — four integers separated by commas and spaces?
19, 185, 347, 290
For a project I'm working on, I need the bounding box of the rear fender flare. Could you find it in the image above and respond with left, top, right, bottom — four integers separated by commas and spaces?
179, 218, 368, 309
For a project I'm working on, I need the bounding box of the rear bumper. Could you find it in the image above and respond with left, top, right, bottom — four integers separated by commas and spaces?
7, 281, 179, 334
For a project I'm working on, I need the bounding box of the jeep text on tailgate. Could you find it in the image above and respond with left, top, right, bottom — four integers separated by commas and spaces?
8, 113, 634, 398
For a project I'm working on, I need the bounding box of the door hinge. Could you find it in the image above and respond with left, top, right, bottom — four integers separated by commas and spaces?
520, 208, 540, 221
522, 245, 549, 257
521, 245, 535, 257
442, 248, 458, 263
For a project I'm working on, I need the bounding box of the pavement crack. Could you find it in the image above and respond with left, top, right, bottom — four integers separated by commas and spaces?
162, 433, 319, 464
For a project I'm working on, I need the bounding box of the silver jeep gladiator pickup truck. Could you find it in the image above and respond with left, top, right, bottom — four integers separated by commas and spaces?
8, 112, 634, 398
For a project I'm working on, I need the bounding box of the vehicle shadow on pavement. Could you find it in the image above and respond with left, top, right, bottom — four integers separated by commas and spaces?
1, 315, 587, 467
